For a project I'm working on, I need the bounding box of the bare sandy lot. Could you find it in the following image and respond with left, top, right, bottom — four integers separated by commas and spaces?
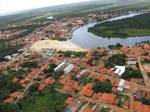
143, 64, 150, 72
30, 40, 87, 52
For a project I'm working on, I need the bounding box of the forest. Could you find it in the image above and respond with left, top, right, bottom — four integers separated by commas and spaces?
88, 13, 150, 38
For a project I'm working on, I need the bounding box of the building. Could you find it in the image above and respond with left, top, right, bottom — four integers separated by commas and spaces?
100, 94, 116, 104
117, 79, 125, 92
114, 66, 125, 76
64, 64, 74, 74
40, 48, 56, 57
47, 16, 55, 20
127, 60, 137, 65
54, 61, 66, 72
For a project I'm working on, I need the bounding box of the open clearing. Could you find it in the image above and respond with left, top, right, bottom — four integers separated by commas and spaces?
30, 40, 87, 52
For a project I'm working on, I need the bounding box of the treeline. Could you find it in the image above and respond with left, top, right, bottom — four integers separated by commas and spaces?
105, 54, 127, 68
88, 13, 150, 38
0, 42, 21, 61
0, 23, 49, 31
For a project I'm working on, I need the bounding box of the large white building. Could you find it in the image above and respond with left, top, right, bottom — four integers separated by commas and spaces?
54, 61, 66, 72
114, 66, 125, 76
63, 64, 74, 74
117, 79, 125, 92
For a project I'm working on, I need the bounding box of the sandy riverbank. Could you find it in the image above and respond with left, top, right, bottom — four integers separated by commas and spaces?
30, 40, 87, 52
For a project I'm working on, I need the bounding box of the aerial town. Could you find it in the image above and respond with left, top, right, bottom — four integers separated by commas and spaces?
0, 0, 150, 112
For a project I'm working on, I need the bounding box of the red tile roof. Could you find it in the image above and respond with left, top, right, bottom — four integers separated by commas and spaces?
92, 93, 102, 100
134, 101, 143, 112
4, 98, 13, 103
19, 79, 25, 84
65, 97, 74, 105
131, 78, 141, 84
143, 104, 150, 112
79, 83, 94, 97
38, 84, 45, 91
83, 107, 94, 112
10, 91, 21, 99
12, 77, 19, 83
100, 94, 116, 104
44, 77, 54, 85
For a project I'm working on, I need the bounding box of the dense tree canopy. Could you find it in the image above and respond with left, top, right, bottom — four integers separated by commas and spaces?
122, 67, 142, 80
105, 54, 126, 68
88, 13, 150, 38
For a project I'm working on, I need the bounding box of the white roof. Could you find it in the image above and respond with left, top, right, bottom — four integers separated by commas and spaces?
4, 55, 12, 60
114, 69, 120, 74
47, 16, 54, 19
54, 61, 66, 71
117, 79, 125, 92
117, 87, 123, 91
64, 64, 74, 74
127, 61, 136, 65
118, 79, 125, 87
114, 66, 125, 76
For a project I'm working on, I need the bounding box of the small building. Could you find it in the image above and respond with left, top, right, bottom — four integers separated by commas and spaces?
4, 55, 12, 60
47, 16, 54, 20
114, 66, 125, 76
127, 60, 136, 65
63, 64, 74, 74
54, 61, 66, 72
41, 48, 55, 57
117, 79, 125, 92
77, 70, 87, 78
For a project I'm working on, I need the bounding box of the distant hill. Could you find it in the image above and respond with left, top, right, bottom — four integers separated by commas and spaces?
0, 0, 150, 26
0, 1, 113, 26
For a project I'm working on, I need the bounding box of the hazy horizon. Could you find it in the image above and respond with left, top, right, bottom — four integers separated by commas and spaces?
0, 0, 91, 16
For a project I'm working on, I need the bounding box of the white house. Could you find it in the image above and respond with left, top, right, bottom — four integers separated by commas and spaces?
63, 64, 74, 74
47, 16, 54, 20
114, 66, 125, 76
117, 79, 125, 92
127, 61, 136, 65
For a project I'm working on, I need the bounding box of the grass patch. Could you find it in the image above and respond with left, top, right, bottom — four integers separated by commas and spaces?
22, 89, 67, 112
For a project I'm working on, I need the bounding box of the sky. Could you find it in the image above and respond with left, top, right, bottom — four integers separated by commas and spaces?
0, 0, 90, 15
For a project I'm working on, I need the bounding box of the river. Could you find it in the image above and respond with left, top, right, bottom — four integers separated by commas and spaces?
70, 13, 150, 48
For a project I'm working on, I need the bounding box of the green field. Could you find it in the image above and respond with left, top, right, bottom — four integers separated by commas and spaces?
88, 13, 150, 38
21, 90, 67, 112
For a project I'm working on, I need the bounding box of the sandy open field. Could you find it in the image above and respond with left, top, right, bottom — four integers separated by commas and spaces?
143, 64, 150, 72
30, 40, 87, 52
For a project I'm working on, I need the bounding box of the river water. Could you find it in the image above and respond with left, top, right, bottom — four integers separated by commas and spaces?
70, 13, 150, 48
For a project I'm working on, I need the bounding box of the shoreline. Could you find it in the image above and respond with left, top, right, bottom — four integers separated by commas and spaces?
30, 40, 87, 52
68, 12, 143, 41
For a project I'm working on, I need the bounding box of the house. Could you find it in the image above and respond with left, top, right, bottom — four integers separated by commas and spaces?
82, 107, 94, 112
10, 91, 21, 99
54, 61, 66, 72
117, 79, 125, 92
47, 16, 55, 20
114, 66, 125, 76
63, 64, 74, 74
134, 101, 143, 112
4, 98, 13, 103
79, 83, 94, 97
65, 97, 74, 105
143, 104, 150, 112
100, 94, 116, 104
77, 70, 87, 78
127, 60, 137, 65
4, 55, 12, 60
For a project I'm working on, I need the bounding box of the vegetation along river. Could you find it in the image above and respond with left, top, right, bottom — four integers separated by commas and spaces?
71, 13, 150, 48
